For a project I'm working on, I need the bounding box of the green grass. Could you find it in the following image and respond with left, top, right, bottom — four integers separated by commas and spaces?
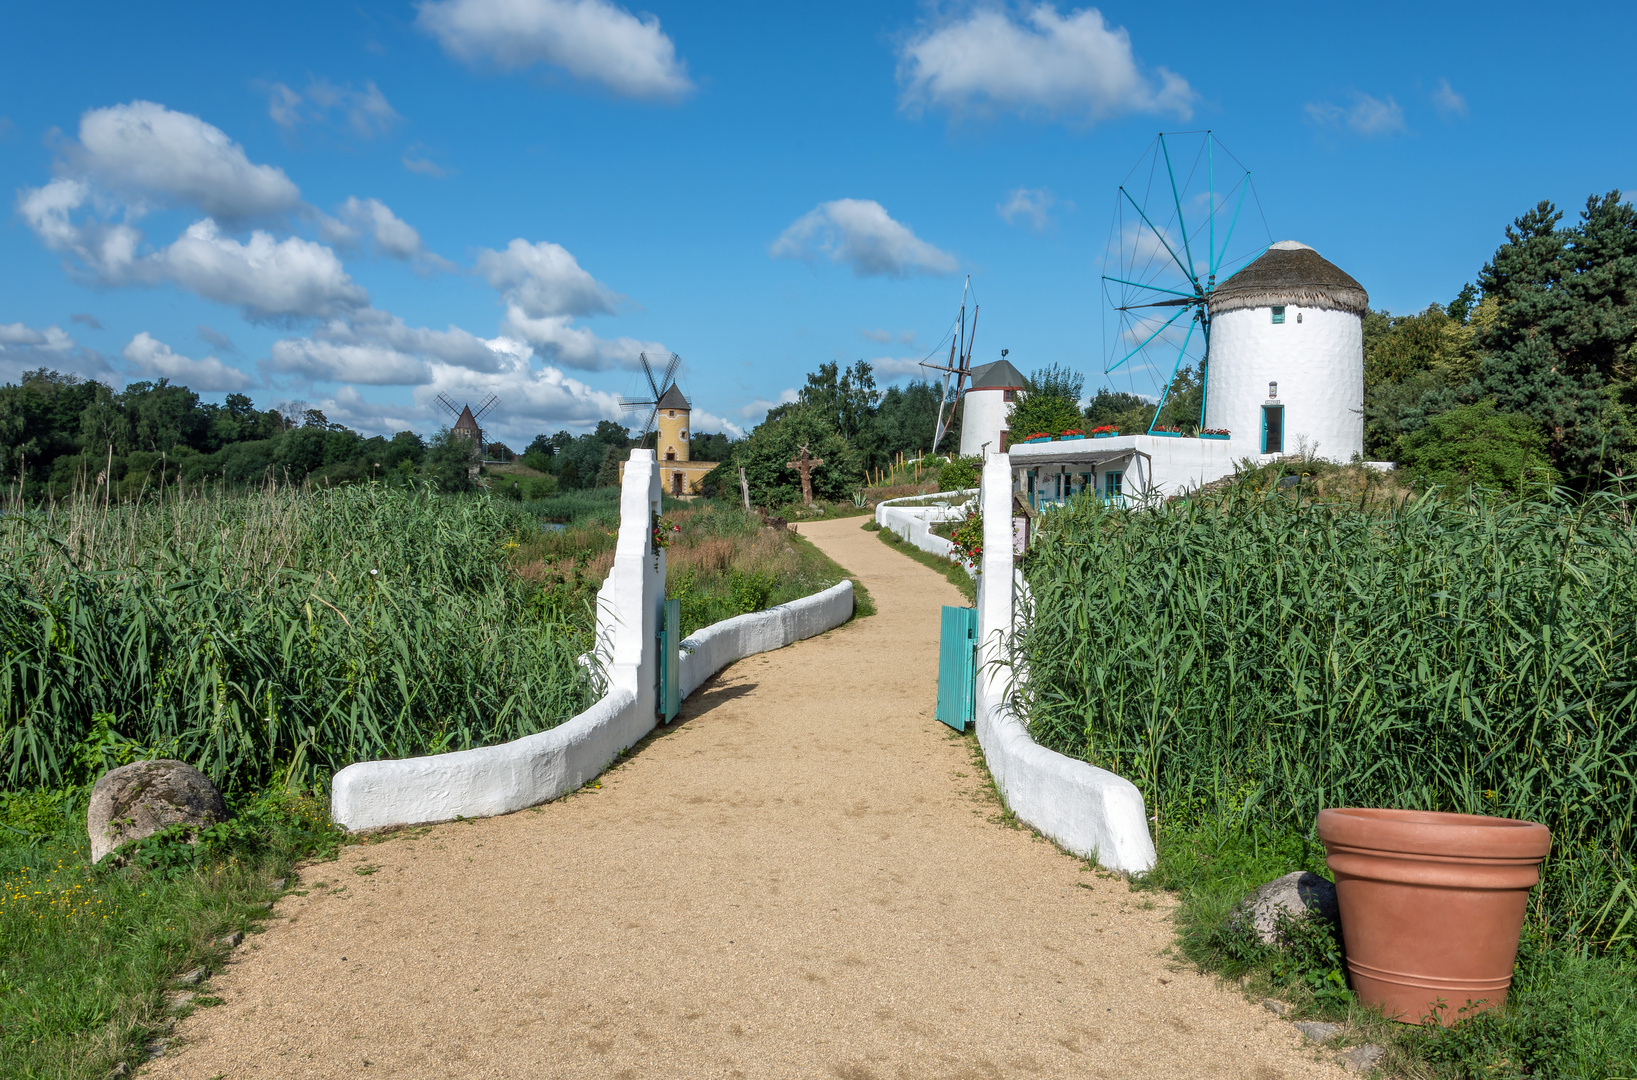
1017, 482, 1637, 1078
1140, 821, 1637, 1079
871, 521, 976, 603
664, 503, 872, 637
0, 785, 341, 1079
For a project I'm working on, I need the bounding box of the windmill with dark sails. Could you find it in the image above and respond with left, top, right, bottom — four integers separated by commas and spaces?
436, 392, 498, 459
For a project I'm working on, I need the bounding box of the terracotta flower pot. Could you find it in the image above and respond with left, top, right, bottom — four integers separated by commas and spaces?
1317, 808, 1550, 1025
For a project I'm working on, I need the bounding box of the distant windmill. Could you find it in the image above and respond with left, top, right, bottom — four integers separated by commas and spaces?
920, 275, 978, 454
619, 352, 682, 442
436, 392, 498, 457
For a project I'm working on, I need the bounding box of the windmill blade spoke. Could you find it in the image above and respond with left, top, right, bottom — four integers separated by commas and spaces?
640, 352, 660, 397
663, 353, 681, 390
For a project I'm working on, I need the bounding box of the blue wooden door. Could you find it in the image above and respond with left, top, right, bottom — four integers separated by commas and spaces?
935, 605, 978, 731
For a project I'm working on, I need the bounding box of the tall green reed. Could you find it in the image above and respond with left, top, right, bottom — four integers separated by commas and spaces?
0, 482, 595, 792
1017, 485, 1637, 950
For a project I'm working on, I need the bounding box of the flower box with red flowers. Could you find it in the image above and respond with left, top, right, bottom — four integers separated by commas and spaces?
1059, 429, 1087, 440
1021, 432, 1053, 444
1200, 428, 1231, 440
1091, 426, 1119, 438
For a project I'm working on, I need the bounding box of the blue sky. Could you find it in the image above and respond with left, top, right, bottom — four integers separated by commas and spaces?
2, 0, 1632, 448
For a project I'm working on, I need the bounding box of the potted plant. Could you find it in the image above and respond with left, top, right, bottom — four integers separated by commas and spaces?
1317, 808, 1551, 1026
1091, 425, 1119, 439
1149, 426, 1183, 438
1021, 432, 1053, 444
1059, 428, 1086, 441
1201, 428, 1230, 440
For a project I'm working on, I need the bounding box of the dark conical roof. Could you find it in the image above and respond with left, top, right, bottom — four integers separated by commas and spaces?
657, 383, 690, 410
968, 359, 1027, 390
1210, 241, 1368, 316
453, 405, 480, 431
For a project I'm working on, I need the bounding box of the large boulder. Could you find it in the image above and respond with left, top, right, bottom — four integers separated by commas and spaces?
87, 759, 227, 864
1235, 870, 1339, 946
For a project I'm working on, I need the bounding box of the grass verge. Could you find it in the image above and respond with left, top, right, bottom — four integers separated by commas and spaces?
0, 786, 342, 1078
1140, 820, 1637, 1079
869, 520, 976, 603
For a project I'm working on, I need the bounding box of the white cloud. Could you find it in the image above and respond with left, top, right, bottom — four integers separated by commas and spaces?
17, 177, 368, 319
1305, 92, 1406, 136
268, 306, 518, 386
0, 322, 112, 380
73, 101, 301, 219
867, 356, 938, 382
687, 408, 743, 439
898, 4, 1193, 123
319, 196, 432, 261
738, 387, 798, 419
416, 338, 627, 436
155, 219, 368, 319
998, 187, 1056, 231
197, 324, 236, 352
771, 199, 958, 278
270, 338, 432, 386
473, 238, 656, 370
476, 238, 617, 317
500, 306, 667, 371
122, 332, 252, 391
268, 78, 401, 139
1432, 78, 1468, 120
402, 144, 452, 177
416, 0, 693, 100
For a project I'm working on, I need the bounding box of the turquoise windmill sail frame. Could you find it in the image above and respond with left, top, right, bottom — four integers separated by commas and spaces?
1101, 132, 1271, 434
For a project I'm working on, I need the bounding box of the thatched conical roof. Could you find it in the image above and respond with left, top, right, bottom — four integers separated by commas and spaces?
1209, 241, 1368, 316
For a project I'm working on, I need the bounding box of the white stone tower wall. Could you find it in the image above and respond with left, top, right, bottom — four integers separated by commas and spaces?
1205, 306, 1363, 461
960, 388, 1014, 457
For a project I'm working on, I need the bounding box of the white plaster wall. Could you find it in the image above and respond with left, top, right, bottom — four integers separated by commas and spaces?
331, 452, 855, 833
1205, 305, 1363, 461
972, 454, 1156, 874
678, 580, 853, 699
874, 490, 978, 571
960, 388, 1012, 457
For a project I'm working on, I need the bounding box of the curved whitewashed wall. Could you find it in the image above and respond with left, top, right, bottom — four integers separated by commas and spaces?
874, 490, 976, 568
1206, 305, 1363, 461
960, 388, 1012, 457
679, 581, 853, 699
973, 454, 1156, 873
331, 453, 855, 832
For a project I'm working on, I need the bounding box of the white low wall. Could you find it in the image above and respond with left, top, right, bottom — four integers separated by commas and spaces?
875, 489, 977, 569
973, 455, 1156, 874
331, 453, 855, 833
679, 580, 853, 699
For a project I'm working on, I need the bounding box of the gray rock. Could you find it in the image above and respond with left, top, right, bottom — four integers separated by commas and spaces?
86, 759, 227, 864
164, 990, 195, 1011
221, 930, 244, 947
1341, 1044, 1387, 1073
270, 878, 287, 891
106, 1064, 129, 1078
1294, 1021, 1343, 1044
1236, 871, 1339, 946
1262, 998, 1293, 1017
176, 966, 208, 986
144, 1040, 167, 1060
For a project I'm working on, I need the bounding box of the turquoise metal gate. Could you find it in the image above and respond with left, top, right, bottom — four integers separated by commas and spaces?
658, 597, 680, 722
935, 605, 978, 731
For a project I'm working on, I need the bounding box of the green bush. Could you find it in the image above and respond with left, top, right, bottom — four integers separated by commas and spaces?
1398, 399, 1557, 492
938, 455, 980, 491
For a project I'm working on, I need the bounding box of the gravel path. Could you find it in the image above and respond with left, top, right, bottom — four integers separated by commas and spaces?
149, 517, 1345, 1079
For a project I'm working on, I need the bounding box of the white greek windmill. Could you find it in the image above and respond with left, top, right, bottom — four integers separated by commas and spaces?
1102, 132, 1368, 459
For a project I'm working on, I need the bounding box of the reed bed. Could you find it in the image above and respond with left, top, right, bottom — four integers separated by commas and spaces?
1017, 486, 1637, 949
0, 483, 595, 792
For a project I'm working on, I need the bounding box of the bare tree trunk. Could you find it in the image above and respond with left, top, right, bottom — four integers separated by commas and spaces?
739, 465, 750, 510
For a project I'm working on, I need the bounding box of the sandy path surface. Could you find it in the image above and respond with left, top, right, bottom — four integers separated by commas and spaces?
149, 518, 1344, 1080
